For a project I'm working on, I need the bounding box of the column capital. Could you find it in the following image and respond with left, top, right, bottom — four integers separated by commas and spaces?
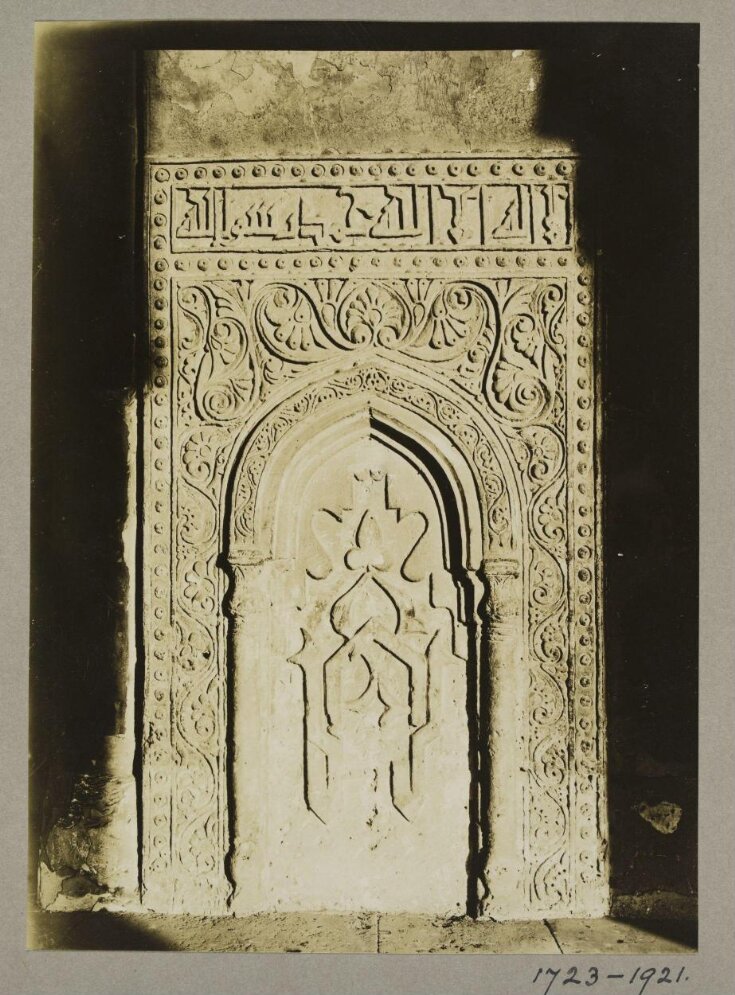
479, 557, 522, 623
226, 560, 270, 618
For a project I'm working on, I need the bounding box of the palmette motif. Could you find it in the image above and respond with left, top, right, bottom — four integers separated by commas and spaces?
143, 156, 604, 918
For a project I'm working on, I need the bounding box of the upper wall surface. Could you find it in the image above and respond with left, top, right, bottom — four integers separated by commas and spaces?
145, 49, 573, 157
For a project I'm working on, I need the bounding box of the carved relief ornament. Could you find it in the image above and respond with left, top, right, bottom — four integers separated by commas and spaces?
142, 156, 606, 919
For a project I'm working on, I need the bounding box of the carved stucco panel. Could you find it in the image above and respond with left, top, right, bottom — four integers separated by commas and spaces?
142, 156, 606, 918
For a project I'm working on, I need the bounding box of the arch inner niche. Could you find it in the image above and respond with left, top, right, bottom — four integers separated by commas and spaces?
227, 413, 478, 915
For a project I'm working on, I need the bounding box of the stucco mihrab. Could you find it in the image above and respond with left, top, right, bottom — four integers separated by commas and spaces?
142, 148, 607, 919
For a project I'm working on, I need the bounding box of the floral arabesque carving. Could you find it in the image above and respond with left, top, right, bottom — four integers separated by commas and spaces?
178, 284, 258, 422
252, 278, 495, 364
484, 280, 566, 425
523, 418, 570, 908
177, 276, 568, 434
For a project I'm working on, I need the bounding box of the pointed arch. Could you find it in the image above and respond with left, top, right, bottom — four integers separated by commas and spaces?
222, 362, 523, 568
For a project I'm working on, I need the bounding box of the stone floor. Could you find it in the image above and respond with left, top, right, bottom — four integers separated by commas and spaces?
28, 910, 697, 953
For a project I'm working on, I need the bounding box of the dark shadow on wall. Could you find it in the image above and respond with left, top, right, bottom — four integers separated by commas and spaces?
534, 25, 699, 902
31, 21, 698, 921
31, 29, 139, 896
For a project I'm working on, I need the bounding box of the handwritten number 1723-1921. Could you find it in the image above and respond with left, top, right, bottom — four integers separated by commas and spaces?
532, 966, 689, 995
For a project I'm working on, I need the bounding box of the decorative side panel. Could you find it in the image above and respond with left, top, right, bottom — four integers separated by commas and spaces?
143, 156, 606, 917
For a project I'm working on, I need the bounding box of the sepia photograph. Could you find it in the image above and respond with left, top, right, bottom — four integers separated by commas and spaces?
26, 17, 703, 966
